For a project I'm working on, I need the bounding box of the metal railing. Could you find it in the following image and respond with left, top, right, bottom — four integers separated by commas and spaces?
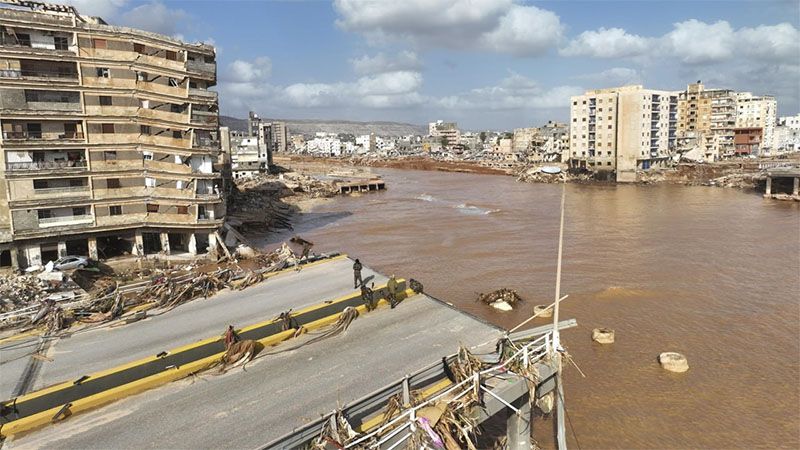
0, 69, 78, 79
2, 131, 84, 140
7, 160, 87, 171
38, 214, 93, 225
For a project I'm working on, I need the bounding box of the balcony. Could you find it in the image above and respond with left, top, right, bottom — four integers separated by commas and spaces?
2, 131, 84, 141
0, 68, 79, 82
33, 185, 90, 199
190, 111, 218, 126
6, 160, 87, 172
186, 60, 216, 76
38, 214, 94, 228
188, 88, 218, 101
193, 137, 220, 150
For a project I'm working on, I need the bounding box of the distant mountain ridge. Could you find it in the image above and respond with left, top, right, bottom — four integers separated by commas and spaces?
219, 115, 426, 137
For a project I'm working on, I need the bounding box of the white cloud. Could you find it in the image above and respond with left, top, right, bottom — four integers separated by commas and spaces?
351, 51, 422, 75
120, 1, 190, 37
737, 23, 800, 62
437, 72, 581, 110
560, 28, 650, 58
60, 0, 128, 19
664, 20, 735, 64
225, 57, 272, 83
334, 0, 562, 56
481, 5, 564, 56
573, 67, 643, 86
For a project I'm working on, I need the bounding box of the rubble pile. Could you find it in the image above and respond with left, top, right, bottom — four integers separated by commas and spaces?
478, 288, 524, 311
228, 173, 338, 233
516, 166, 593, 184
0, 273, 49, 312
703, 173, 758, 189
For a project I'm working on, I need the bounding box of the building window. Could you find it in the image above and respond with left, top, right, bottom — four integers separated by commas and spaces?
96, 67, 110, 78
37, 209, 52, 220
33, 180, 49, 189
101, 123, 115, 134
140, 125, 151, 135
168, 77, 179, 87
177, 206, 189, 214
165, 50, 177, 61
99, 96, 112, 106
109, 205, 122, 216
146, 204, 159, 213
16, 33, 31, 46
572, 118, 577, 122
145, 177, 156, 187
608, 125, 612, 129
136, 71, 148, 82
72, 207, 86, 216
106, 178, 120, 188
143, 152, 153, 160
103, 151, 117, 161
92, 38, 107, 49
54, 36, 69, 50
607, 161, 612, 166
170, 104, 182, 113
134, 43, 145, 54
172, 130, 182, 139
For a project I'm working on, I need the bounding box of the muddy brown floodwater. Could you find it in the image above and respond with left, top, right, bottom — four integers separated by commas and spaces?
256, 168, 800, 449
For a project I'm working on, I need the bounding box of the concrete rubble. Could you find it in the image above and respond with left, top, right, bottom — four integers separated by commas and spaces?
478, 288, 524, 311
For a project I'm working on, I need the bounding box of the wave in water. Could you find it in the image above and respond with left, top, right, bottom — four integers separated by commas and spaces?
416, 194, 437, 202
455, 203, 499, 215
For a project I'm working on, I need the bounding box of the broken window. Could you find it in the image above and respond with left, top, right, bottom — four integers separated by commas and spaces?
136, 71, 148, 82
134, 43, 145, 54
101, 123, 115, 134
96, 67, 110, 78
146, 204, 159, 213
168, 77, 179, 87
92, 38, 107, 49
106, 178, 120, 188
109, 205, 122, 216
165, 50, 177, 61
54, 36, 69, 50
103, 151, 117, 161
99, 96, 112, 106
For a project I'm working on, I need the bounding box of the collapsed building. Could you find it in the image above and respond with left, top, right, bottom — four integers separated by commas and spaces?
0, 1, 225, 269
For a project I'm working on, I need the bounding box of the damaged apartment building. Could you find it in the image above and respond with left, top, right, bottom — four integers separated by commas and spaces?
0, 1, 225, 269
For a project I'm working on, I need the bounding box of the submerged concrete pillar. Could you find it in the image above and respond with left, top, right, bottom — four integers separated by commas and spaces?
87, 237, 99, 260
765, 176, 772, 196
507, 396, 532, 450
793, 177, 799, 196
160, 232, 171, 255
132, 231, 144, 256
188, 233, 198, 255
57, 241, 67, 258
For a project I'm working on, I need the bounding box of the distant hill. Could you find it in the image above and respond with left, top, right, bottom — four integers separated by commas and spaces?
219, 115, 426, 137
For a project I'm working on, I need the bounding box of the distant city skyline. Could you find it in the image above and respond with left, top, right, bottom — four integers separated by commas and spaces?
65, 0, 800, 129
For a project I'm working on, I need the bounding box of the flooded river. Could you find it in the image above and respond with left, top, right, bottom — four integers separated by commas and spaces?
260, 168, 800, 449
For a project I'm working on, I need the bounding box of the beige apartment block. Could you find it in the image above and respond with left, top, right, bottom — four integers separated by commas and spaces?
677, 82, 737, 161
569, 85, 677, 182
0, 2, 224, 269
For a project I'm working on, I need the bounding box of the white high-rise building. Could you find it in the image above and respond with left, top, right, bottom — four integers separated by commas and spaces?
736, 93, 777, 151
569, 85, 678, 182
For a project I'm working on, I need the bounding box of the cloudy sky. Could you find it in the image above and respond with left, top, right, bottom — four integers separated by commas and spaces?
65, 0, 799, 130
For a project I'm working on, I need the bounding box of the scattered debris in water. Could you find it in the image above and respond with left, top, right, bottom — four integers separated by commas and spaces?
477, 288, 523, 311
592, 328, 615, 344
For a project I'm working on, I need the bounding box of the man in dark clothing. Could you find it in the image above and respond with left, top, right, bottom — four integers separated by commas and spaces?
353, 259, 363, 288
360, 283, 375, 311
386, 275, 399, 309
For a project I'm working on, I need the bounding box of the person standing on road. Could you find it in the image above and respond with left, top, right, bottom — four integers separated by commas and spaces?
353, 259, 363, 288
386, 275, 399, 309
361, 282, 375, 311
224, 325, 240, 349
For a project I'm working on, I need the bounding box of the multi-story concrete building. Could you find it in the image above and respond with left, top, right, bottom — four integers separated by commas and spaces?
428, 120, 460, 148
271, 121, 287, 154
0, 2, 224, 269
774, 114, 800, 153
569, 85, 677, 182
676, 82, 737, 161
735, 92, 777, 152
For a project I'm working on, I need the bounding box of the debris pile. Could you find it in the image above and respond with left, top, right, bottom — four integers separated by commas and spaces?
477, 288, 523, 311
0, 273, 49, 312
228, 172, 338, 233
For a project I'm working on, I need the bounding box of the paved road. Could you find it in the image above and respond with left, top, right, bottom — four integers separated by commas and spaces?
0, 257, 385, 399
7, 294, 501, 449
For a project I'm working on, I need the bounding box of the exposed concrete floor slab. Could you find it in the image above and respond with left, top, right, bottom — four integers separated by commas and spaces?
6, 294, 501, 449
